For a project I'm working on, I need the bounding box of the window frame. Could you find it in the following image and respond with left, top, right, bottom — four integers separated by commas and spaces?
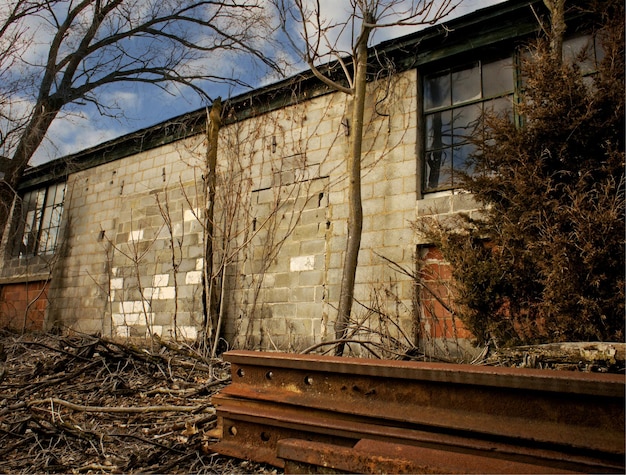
418, 32, 603, 196
12, 182, 66, 259
420, 53, 517, 193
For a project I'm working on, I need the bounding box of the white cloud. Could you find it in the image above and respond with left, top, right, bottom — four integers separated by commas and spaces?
32, 109, 123, 165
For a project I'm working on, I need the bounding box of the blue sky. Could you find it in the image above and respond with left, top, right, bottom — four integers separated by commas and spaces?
29, 0, 505, 165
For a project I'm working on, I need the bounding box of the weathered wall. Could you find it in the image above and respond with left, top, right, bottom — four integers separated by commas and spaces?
43, 137, 206, 337
0, 68, 474, 355
25, 69, 422, 351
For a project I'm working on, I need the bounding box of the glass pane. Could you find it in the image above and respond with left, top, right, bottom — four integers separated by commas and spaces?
452, 103, 481, 144
453, 143, 476, 181
426, 110, 452, 149
425, 148, 452, 190
41, 204, 53, 231
38, 228, 50, 254
23, 210, 36, 254
22, 191, 36, 213
594, 34, 604, 63
35, 189, 46, 209
483, 57, 514, 97
424, 72, 450, 110
485, 95, 514, 121
51, 183, 66, 205
50, 204, 63, 229
452, 63, 480, 104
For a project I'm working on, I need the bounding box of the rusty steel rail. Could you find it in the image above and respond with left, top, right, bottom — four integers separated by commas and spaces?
210, 350, 625, 474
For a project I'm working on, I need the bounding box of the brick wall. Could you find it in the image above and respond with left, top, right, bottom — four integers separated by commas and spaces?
0, 281, 49, 331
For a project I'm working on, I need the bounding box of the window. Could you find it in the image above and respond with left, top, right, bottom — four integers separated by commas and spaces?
14, 182, 66, 258
422, 57, 515, 191
563, 34, 603, 75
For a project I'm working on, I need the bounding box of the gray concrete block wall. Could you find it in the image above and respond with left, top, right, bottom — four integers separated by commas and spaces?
5, 68, 453, 352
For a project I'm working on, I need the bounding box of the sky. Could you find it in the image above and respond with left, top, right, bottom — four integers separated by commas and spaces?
24, 0, 505, 165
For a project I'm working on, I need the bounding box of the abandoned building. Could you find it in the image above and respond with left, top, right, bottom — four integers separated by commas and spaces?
0, 0, 602, 358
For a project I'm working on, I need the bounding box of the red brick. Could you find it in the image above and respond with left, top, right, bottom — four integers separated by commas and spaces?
0, 281, 50, 331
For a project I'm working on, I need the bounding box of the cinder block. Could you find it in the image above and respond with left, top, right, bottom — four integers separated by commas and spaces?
298, 270, 324, 286
116, 325, 131, 338
290, 286, 315, 302
157, 287, 176, 300
185, 271, 202, 285
266, 287, 290, 303
152, 274, 169, 287
290, 255, 315, 272
296, 301, 322, 321
178, 326, 197, 340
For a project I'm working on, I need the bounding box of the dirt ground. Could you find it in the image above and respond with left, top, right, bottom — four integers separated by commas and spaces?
0, 330, 279, 474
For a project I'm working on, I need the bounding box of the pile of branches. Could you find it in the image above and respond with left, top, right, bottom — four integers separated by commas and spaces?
0, 330, 277, 474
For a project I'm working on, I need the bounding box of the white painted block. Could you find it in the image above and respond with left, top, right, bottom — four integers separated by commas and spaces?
112, 313, 126, 326
122, 300, 145, 313
152, 274, 169, 287
179, 326, 197, 340
110, 278, 123, 290
290, 255, 315, 272
125, 313, 142, 325
184, 208, 201, 221
196, 258, 204, 270
116, 326, 130, 338
185, 271, 203, 285
158, 287, 176, 300
128, 229, 144, 242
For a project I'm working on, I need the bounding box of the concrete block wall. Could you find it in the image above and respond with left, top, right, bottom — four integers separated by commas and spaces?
45, 136, 207, 338
2, 68, 473, 353
222, 70, 423, 351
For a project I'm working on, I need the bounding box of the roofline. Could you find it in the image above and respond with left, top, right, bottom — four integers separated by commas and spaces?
19, 0, 562, 190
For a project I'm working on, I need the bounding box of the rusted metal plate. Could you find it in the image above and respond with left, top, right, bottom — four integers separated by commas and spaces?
277, 438, 580, 474
223, 350, 625, 396
221, 351, 625, 454
210, 351, 626, 473
212, 393, 624, 473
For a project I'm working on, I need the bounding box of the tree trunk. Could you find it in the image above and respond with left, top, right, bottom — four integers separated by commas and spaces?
0, 100, 60, 241
203, 98, 222, 346
544, 0, 566, 62
334, 22, 372, 356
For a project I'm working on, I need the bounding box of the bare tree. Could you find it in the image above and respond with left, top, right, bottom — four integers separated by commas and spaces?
0, 0, 283, 237
274, 0, 459, 355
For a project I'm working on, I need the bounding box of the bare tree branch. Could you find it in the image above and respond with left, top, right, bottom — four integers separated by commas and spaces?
0, 0, 284, 240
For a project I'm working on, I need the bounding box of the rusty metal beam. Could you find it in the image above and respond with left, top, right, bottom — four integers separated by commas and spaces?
277, 438, 580, 474
210, 351, 625, 474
